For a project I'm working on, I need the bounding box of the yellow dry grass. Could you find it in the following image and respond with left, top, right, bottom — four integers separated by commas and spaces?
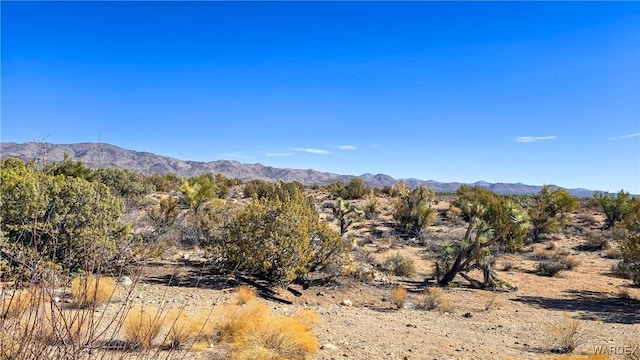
235, 285, 257, 305
70, 275, 117, 308
165, 308, 209, 349
232, 315, 318, 360
390, 286, 407, 309
123, 305, 165, 349
293, 308, 320, 331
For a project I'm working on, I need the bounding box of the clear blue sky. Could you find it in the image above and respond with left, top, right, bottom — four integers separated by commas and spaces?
2, 1, 639, 193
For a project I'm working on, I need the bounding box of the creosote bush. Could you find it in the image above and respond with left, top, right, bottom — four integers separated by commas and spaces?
204, 190, 349, 285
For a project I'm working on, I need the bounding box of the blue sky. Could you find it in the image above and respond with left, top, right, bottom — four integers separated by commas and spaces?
2, 1, 639, 193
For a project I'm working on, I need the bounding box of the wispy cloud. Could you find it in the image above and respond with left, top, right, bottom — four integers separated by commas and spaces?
291, 147, 330, 155
337, 145, 357, 150
514, 135, 557, 143
220, 152, 251, 159
265, 152, 293, 157
607, 133, 640, 141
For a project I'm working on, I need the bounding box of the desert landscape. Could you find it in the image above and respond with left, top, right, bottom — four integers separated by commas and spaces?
0, 148, 638, 360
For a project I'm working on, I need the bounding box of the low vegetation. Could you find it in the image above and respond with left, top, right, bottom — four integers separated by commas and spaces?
0, 154, 638, 358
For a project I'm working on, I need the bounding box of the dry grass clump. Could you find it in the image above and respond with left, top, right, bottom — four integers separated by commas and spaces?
70, 275, 117, 308
545, 313, 587, 354
123, 305, 165, 349
1, 289, 41, 318
210, 301, 319, 360
418, 287, 454, 313
293, 308, 320, 331
214, 301, 270, 343
165, 308, 209, 349
236, 285, 257, 305
232, 315, 318, 360
390, 286, 408, 309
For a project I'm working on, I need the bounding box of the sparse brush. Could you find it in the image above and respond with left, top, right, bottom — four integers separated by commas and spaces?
232, 315, 318, 360
419, 287, 444, 311
581, 231, 609, 251
293, 309, 320, 331
502, 261, 514, 271
562, 256, 581, 270
70, 275, 117, 308
546, 313, 587, 354
383, 252, 416, 277
123, 305, 165, 349
617, 287, 632, 300
538, 260, 566, 277
604, 248, 622, 259
481, 292, 500, 311
390, 286, 408, 309
236, 285, 257, 305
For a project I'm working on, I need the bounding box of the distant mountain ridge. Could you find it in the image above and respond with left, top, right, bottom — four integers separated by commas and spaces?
0, 142, 597, 197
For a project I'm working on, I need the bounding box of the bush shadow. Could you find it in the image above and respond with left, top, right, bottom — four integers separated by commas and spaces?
512, 289, 640, 324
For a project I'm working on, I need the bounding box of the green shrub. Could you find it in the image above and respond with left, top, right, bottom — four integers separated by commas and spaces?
0, 158, 130, 277
392, 182, 437, 237
614, 198, 640, 285
206, 191, 348, 285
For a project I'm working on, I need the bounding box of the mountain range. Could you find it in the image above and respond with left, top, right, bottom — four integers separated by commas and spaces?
0, 142, 597, 197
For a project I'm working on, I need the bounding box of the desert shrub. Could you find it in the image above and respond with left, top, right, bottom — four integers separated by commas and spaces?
95, 168, 154, 206
390, 286, 408, 309
593, 190, 631, 229
419, 287, 454, 313
613, 198, 640, 285
123, 305, 165, 349
0, 158, 131, 277
580, 231, 610, 251
205, 191, 349, 285
502, 261, 514, 271
537, 260, 566, 277
393, 182, 437, 237
243, 179, 304, 202
383, 253, 416, 277
345, 177, 366, 200
236, 285, 257, 305
328, 178, 366, 200
528, 186, 579, 242
180, 174, 229, 213
562, 256, 581, 270
546, 313, 587, 353
364, 190, 379, 219
445, 205, 463, 225
146, 195, 181, 235
70, 275, 117, 308
146, 173, 180, 193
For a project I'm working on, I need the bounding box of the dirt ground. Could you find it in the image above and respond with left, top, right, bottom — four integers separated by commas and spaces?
114, 212, 639, 360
